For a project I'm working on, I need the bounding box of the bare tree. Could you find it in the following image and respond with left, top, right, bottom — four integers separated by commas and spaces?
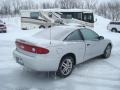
42, 2, 54, 9
57, 0, 78, 9
96, 0, 120, 21
84, 0, 98, 10
97, 3, 108, 18
107, 0, 120, 21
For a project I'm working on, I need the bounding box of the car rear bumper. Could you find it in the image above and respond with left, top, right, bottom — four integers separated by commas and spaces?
0, 28, 7, 33
13, 50, 60, 71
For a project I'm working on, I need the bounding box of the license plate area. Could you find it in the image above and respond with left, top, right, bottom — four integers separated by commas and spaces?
16, 57, 24, 65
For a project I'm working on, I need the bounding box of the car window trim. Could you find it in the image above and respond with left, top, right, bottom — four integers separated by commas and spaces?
64, 29, 84, 42
79, 28, 100, 41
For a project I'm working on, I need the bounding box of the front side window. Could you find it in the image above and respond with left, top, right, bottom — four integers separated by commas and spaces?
48, 12, 52, 18
30, 12, 39, 19
80, 28, 99, 41
118, 22, 120, 25
65, 30, 83, 41
0, 20, 3, 23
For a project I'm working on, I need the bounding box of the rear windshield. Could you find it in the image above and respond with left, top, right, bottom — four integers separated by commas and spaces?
0, 20, 3, 23
33, 28, 70, 40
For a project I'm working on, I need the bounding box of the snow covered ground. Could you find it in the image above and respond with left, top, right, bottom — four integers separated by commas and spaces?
0, 16, 120, 90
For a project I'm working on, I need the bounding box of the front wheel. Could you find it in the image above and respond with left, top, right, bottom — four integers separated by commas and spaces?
111, 28, 117, 32
102, 45, 112, 58
57, 56, 74, 78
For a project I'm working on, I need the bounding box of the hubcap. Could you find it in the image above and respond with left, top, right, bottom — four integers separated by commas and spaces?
60, 58, 73, 76
105, 46, 111, 57
112, 29, 116, 32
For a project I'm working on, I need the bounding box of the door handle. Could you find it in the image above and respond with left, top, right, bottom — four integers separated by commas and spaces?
86, 44, 91, 46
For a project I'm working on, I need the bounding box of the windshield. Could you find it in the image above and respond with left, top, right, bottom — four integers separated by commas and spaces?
30, 12, 39, 19
0, 20, 3, 23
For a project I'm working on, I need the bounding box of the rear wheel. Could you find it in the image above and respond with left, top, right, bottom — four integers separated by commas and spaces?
111, 28, 117, 32
102, 45, 112, 58
48, 25, 51, 28
22, 28, 28, 30
57, 56, 74, 78
3, 31, 7, 33
39, 25, 45, 29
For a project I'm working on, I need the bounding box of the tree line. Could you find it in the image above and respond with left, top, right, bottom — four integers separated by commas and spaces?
0, 0, 120, 21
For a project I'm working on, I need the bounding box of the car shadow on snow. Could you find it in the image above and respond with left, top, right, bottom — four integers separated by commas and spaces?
13, 54, 120, 81
16, 56, 112, 80
18, 56, 104, 81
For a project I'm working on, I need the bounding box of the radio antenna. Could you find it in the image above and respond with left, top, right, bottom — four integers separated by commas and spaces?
50, 26, 52, 45
50, 9, 52, 45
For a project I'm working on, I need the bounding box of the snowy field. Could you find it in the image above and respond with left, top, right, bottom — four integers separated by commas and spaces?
0, 16, 120, 90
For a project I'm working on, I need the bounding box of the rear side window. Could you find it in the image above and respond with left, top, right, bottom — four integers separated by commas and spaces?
65, 30, 83, 41
110, 22, 120, 25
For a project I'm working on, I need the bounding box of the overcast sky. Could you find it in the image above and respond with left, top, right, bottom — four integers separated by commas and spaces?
35, 0, 111, 3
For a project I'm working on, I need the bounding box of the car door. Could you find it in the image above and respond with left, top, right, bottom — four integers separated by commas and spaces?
117, 22, 120, 31
64, 30, 86, 64
80, 28, 105, 61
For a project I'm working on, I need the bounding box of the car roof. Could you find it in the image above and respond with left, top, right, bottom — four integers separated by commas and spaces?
110, 21, 120, 23
50, 25, 85, 32
110, 21, 120, 22
34, 26, 86, 41
21, 9, 93, 13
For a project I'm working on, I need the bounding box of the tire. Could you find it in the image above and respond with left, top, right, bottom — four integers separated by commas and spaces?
22, 28, 27, 30
102, 45, 112, 58
39, 25, 45, 29
3, 31, 7, 33
48, 25, 51, 28
111, 28, 117, 32
57, 56, 74, 78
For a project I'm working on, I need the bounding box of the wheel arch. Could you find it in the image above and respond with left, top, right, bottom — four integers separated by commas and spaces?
111, 28, 117, 31
60, 53, 76, 65
104, 42, 112, 52
39, 25, 45, 28
108, 43, 112, 48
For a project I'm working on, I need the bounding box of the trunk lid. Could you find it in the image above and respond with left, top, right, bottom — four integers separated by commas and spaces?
15, 37, 62, 56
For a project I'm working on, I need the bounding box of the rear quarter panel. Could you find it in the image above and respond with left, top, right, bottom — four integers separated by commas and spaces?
53, 41, 86, 65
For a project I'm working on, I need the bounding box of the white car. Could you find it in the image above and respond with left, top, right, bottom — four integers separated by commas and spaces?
0, 20, 7, 33
107, 21, 120, 32
13, 26, 112, 78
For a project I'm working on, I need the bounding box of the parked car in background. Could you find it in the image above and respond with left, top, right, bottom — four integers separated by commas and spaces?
0, 20, 7, 33
13, 26, 112, 78
107, 21, 120, 32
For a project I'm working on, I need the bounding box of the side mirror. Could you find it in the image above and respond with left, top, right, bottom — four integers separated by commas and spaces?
94, 18, 97, 22
98, 36, 104, 40
55, 19, 64, 24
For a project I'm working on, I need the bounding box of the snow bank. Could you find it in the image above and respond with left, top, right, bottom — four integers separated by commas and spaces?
0, 15, 120, 90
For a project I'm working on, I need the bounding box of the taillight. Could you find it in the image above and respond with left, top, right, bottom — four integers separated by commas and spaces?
4, 26, 6, 29
36, 47, 49, 54
16, 41, 49, 54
